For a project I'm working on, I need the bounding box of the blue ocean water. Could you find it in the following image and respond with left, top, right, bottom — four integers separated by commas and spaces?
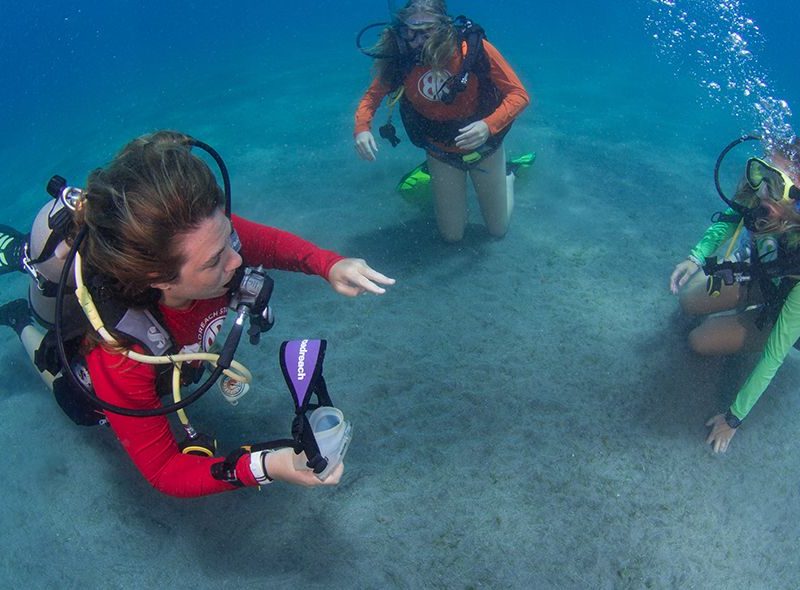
1, 0, 797, 215
2, 1, 800, 587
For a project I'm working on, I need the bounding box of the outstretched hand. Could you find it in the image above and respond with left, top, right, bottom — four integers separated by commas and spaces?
705, 414, 737, 453
454, 120, 490, 150
670, 259, 700, 294
328, 258, 395, 296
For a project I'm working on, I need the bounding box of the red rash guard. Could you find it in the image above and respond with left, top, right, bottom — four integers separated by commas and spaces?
354, 40, 529, 152
85, 215, 344, 498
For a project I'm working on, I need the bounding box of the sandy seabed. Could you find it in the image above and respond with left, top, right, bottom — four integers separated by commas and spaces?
1, 46, 799, 590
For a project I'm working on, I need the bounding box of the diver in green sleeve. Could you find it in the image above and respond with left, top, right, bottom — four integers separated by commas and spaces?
670, 137, 800, 453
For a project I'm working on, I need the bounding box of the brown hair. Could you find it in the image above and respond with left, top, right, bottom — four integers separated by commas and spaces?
77, 130, 224, 307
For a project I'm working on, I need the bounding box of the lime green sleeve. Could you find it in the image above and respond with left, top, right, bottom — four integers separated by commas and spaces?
729, 282, 800, 420
688, 208, 739, 265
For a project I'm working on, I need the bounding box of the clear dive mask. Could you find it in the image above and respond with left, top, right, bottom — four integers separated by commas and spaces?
396, 20, 436, 41
293, 406, 353, 481
280, 339, 352, 481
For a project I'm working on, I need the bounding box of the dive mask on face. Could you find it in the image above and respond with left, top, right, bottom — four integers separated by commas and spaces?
397, 14, 437, 40
397, 23, 434, 41
745, 157, 800, 206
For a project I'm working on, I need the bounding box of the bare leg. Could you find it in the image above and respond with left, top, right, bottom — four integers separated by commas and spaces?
679, 266, 747, 315
470, 145, 512, 238
688, 308, 769, 355
677, 265, 771, 354
427, 153, 468, 242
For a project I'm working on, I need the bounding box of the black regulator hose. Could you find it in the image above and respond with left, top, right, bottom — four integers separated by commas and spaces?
356, 22, 398, 58
714, 134, 761, 213
55, 226, 244, 418
189, 138, 232, 217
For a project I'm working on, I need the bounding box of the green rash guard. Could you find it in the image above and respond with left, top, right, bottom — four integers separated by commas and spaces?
688, 207, 739, 265
688, 203, 800, 422
689, 179, 759, 266
729, 282, 800, 420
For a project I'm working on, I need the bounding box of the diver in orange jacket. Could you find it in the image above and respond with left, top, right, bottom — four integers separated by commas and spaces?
354, 0, 529, 242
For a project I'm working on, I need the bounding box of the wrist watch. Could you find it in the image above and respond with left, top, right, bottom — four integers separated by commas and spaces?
724, 409, 742, 429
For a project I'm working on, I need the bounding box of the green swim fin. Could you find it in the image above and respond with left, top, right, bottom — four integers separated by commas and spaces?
0, 225, 26, 276
396, 161, 432, 205
506, 152, 535, 177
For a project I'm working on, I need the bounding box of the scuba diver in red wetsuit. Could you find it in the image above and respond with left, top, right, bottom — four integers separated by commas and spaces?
0, 130, 394, 497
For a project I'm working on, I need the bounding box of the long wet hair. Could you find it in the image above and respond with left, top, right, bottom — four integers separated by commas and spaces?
752, 199, 800, 242
370, 0, 458, 85
76, 130, 225, 307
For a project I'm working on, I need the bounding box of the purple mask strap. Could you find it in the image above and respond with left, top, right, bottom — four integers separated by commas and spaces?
283, 339, 322, 408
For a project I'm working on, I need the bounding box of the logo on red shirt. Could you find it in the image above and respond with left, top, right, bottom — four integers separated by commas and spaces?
202, 314, 226, 352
